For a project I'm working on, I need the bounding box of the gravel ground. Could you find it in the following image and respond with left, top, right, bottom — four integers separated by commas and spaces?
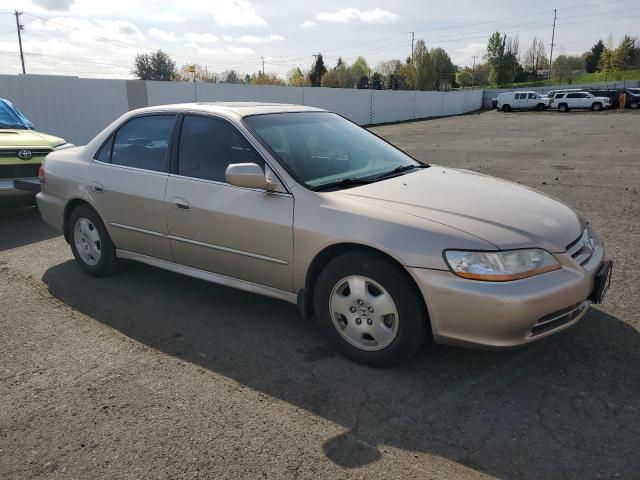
1, 109, 638, 480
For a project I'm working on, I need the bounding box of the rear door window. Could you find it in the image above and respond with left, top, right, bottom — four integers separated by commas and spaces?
111, 115, 176, 172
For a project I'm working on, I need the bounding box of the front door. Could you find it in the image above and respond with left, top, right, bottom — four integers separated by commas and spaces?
165, 114, 294, 292
86, 114, 176, 261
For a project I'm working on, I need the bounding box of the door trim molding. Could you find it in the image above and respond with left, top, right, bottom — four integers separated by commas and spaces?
109, 223, 288, 265
167, 234, 289, 265
115, 249, 297, 304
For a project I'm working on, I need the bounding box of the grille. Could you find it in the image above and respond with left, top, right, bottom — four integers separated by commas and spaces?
565, 229, 594, 266
530, 301, 589, 336
0, 163, 40, 179
0, 148, 52, 159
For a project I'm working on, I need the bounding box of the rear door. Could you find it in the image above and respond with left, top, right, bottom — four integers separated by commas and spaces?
164, 114, 294, 292
87, 114, 176, 260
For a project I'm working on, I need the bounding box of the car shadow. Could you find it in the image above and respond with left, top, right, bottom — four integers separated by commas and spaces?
42, 260, 640, 479
0, 206, 59, 251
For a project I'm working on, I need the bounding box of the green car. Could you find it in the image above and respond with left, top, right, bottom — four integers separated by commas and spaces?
0, 98, 73, 205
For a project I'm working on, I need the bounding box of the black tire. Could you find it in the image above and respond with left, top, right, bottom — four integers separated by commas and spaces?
558, 103, 569, 113
313, 250, 428, 367
68, 204, 120, 276
501, 104, 511, 112
630, 102, 638, 109
536, 103, 545, 111
591, 102, 602, 111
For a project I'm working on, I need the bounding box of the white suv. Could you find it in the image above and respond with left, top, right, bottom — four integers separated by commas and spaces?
551, 91, 611, 112
496, 91, 551, 112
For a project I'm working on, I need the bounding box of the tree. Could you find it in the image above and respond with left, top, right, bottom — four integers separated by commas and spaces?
350, 56, 369, 82
403, 40, 436, 90
375, 59, 402, 88
455, 70, 473, 88
614, 35, 636, 70
356, 74, 369, 89
585, 40, 604, 73
431, 47, 455, 90
320, 69, 341, 88
175, 64, 217, 82
220, 70, 243, 84
597, 47, 615, 80
523, 37, 548, 73
370, 72, 383, 89
484, 32, 519, 87
249, 72, 285, 86
309, 53, 327, 87
133, 50, 176, 81
287, 67, 309, 86
552, 54, 583, 84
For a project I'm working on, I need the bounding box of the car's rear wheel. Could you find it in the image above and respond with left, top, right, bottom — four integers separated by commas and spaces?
558, 103, 569, 112
630, 101, 638, 109
591, 102, 602, 111
501, 104, 511, 112
69, 204, 120, 276
314, 250, 428, 367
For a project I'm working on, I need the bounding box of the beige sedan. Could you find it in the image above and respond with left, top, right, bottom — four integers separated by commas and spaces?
37, 103, 613, 367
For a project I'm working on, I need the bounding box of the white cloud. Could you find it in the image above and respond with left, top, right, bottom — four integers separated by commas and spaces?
452, 42, 486, 67
222, 35, 233, 42
31, 0, 75, 11
227, 46, 255, 55
148, 28, 177, 42
29, 17, 145, 46
300, 20, 316, 28
237, 34, 284, 44
175, 0, 266, 27
316, 8, 398, 24
184, 32, 219, 43
196, 46, 255, 57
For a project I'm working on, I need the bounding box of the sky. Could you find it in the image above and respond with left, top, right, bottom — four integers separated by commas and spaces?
0, 0, 638, 79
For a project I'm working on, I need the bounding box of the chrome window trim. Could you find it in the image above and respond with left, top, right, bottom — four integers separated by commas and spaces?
167, 172, 292, 197
115, 249, 296, 303
91, 158, 170, 177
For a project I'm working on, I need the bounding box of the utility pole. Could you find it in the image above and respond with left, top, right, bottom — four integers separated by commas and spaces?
14, 10, 25, 75
548, 9, 557, 84
261, 56, 265, 75
410, 31, 415, 64
471, 55, 477, 87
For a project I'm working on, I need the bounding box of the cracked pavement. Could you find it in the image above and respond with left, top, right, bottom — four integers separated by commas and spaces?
1, 109, 639, 479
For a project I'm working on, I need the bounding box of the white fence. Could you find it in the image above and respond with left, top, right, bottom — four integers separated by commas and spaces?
0, 74, 483, 145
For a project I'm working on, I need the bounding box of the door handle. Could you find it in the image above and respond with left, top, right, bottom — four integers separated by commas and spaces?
89, 182, 104, 192
171, 196, 190, 210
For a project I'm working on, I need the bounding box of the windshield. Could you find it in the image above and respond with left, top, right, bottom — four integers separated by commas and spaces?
243, 112, 422, 189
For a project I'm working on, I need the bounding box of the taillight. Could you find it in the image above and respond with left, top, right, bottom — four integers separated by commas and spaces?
38, 159, 45, 184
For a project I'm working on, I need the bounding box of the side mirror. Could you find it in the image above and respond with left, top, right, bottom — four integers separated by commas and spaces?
225, 163, 271, 190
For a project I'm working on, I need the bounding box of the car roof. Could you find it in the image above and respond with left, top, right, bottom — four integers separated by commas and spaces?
129, 102, 326, 118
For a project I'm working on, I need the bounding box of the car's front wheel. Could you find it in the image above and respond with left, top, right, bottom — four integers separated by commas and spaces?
591, 102, 602, 111
68, 204, 120, 276
314, 251, 428, 367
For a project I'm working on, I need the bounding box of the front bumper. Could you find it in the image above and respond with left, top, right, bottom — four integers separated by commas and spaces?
408, 240, 606, 348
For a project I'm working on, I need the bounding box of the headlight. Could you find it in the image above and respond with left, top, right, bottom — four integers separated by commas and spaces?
444, 249, 560, 281
54, 142, 75, 150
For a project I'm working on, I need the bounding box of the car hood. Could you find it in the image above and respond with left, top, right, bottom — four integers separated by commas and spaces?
0, 129, 65, 148
335, 167, 583, 252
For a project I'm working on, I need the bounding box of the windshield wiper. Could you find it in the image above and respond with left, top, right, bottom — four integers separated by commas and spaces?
313, 177, 376, 191
372, 163, 429, 181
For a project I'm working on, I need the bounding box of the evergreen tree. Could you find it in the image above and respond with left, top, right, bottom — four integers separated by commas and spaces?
309, 53, 327, 87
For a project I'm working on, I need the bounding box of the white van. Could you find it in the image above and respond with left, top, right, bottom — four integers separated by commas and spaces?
496, 91, 551, 112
